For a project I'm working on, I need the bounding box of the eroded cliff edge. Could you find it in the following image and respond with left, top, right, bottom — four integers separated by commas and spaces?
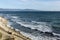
0, 17, 31, 40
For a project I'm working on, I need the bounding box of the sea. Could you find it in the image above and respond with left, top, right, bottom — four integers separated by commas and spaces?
0, 11, 60, 40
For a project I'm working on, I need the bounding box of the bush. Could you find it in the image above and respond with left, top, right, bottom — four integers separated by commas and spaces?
0, 32, 2, 38
5, 38, 10, 40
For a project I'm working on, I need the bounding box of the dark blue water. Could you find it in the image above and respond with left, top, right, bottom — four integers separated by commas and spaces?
0, 11, 60, 34
1, 11, 60, 40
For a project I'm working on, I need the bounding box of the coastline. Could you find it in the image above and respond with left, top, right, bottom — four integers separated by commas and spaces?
0, 16, 31, 40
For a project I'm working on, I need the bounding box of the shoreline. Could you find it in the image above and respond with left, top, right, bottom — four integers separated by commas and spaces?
0, 16, 31, 40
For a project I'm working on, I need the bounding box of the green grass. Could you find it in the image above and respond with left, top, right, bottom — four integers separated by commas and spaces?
0, 32, 2, 38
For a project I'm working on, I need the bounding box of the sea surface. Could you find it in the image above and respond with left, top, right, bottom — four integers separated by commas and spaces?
0, 11, 60, 40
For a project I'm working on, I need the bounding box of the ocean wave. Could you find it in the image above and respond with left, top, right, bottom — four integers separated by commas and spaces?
16, 21, 52, 32
21, 31, 57, 40
53, 33, 60, 37
9, 15, 52, 32
3, 15, 60, 40
7, 21, 60, 40
11, 16, 18, 19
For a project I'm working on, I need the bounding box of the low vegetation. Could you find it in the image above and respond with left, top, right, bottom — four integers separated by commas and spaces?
0, 32, 2, 39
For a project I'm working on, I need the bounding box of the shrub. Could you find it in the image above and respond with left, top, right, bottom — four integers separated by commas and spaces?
0, 32, 2, 38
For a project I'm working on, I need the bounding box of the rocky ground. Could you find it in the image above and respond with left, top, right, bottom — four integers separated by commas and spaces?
0, 17, 31, 40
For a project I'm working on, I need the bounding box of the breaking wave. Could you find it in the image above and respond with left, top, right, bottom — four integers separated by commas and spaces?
0, 14, 60, 40
10, 15, 52, 32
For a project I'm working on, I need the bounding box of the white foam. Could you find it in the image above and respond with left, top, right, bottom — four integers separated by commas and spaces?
10, 17, 52, 32
8, 22, 13, 25
11, 17, 52, 32
53, 33, 60, 36
2, 15, 58, 40
15, 29, 20, 32
11, 16, 18, 19
20, 31, 57, 40
7, 25, 11, 27
11, 27, 14, 29
16, 21, 52, 32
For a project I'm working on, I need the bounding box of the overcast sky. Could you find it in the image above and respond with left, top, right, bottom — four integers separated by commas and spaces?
0, 0, 60, 11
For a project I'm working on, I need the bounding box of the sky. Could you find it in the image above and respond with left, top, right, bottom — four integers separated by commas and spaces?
0, 0, 60, 11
